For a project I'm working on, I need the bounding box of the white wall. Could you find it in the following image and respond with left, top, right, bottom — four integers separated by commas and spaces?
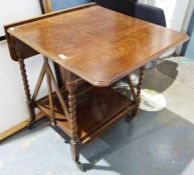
0, 0, 45, 133
181, 0, 194, 33
0, 42, 47, 133
0, 0, 41, 36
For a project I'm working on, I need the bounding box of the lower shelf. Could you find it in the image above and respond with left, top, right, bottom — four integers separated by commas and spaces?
37, 87, 136, 144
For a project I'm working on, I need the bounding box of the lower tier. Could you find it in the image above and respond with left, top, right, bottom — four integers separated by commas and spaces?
36, 87, 136, 144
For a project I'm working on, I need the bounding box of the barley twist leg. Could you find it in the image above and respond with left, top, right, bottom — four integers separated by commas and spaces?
66, 82, 84, 171
132, 67, 145, 117
19, 59, 35, 128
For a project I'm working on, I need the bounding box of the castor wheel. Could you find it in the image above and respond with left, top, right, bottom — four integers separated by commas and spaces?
76, 162, 85, 172
64, 139, 70, 144
131, 109, 138, 118
51, 120, 56, 126
125, 110, 137, 122
28, 120, 35, 129
125, 115, 133, 122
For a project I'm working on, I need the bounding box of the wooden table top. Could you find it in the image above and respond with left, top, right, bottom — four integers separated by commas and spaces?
7, 5, 188, 87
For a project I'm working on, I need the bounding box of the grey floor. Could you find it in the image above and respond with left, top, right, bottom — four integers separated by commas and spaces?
1, 57, 194, 175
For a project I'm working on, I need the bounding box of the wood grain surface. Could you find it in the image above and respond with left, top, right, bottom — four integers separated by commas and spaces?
7, 5, 188, 87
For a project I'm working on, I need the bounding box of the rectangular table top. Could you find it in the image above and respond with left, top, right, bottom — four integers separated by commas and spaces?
7, 4, 188, 86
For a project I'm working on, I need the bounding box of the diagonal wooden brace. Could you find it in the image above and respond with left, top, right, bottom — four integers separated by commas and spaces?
32, 60, 46, 101
45, 60, 69, 119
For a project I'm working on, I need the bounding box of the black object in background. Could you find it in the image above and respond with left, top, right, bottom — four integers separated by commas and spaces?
0, 36, 6, 41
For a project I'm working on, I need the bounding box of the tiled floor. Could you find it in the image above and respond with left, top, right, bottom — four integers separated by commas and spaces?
1, 57, 194, 175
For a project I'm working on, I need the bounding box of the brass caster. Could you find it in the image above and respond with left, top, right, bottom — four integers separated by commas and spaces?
76, 162, 85, 172
51, 118, 56, 126
51, 121, 56, 126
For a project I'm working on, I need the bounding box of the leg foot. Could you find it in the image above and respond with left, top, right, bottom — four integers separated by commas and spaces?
51, 118, 56, 126
28, 120, 36, 129
27, 101, 36, 129
125, 108, 138, 122
64, 139, 70, 144
76, 161, 85, 172
125, 115, 134, 122
131, 108, 138, 118
70, 139, 80, 161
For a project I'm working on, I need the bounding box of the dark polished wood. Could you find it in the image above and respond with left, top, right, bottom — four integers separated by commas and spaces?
4, 4, 189, 170
6, 5, 188, 86
18, 59, 36, 127
40, 0, 94, 88
4, 3, 96, 62
36, 87, 134, 143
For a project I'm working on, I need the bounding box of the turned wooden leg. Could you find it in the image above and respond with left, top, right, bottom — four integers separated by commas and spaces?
132, 67, 145, 117
66, 81, 84, 170
19, 59, 35, 128
44, 57, 56, 126
70, 139, 80, 163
